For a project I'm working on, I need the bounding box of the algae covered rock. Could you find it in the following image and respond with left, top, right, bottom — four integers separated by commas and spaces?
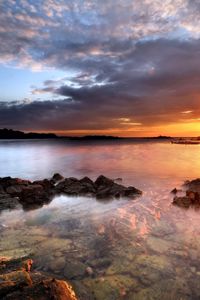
82, 274, 139, 300
0, 256, 78, 300
64, 260, 86, 279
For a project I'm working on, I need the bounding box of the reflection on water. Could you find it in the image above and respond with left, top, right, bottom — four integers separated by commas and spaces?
1, 140, 200, 299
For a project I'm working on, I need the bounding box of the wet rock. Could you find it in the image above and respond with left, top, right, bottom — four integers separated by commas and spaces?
64, 260, 86, 279
22, 259, 33, 272
171, 188, 178, 194
51, 173, 64, 183
0, 185, 5, 193
34, 278, 77, 300
89, 258, 112, 270
173, 178, 200, 208
6, 185, 27, 195
95, 175, 142, 199
48, 257, 66, 273
33, 179, 54, 191
55, 177, 80, 194
79, 177, 96, 194
185, 178, 200, 192
114, 177, 122, 182
20, 185, 50, 206
0, 248, 33, 260
95, 175, 114, 187
0, 270, 32, 286
85, 266, 94, 276
82, 275, 138, 300
173, 196, 192, 208
0, 193, 20, 211
0, 174, 142, 212
146, 236, 173, 253
39, 238, 72, 253
0, 177, 31, 190
0, 257, 78, 300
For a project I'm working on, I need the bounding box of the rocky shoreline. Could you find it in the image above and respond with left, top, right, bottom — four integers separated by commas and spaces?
0, 174, 142, 212
173, 178, 200, 208
0, 256, 78, 299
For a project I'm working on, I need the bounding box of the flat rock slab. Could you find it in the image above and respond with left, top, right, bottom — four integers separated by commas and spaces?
0, 174, 142, 212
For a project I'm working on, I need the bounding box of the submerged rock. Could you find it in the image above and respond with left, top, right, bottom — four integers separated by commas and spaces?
64, 260, 86, 279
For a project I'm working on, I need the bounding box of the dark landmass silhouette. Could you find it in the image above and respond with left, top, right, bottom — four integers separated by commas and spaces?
0, 128, 57, 139
67, 135, 122, 140
0, 128, 173, 140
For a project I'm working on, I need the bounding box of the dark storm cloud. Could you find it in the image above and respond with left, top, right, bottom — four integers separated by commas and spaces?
1, 0, 200, 133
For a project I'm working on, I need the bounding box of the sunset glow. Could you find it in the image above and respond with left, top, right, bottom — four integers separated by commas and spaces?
1, 1, 200, 136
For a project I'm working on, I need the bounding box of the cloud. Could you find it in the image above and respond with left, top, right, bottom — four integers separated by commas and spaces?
0, 0, 200, 71
1, 1, 200, 135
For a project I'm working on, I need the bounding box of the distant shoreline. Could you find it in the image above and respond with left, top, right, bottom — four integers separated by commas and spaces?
1, 128, 200, 141
0, 129, 174, 140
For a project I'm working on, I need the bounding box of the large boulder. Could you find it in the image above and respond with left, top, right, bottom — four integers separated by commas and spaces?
173, 178, 200, 208
19, 185, 52, 210
173, 196, 191, 208
95, 175, 142, 199
56, 177, 96, 196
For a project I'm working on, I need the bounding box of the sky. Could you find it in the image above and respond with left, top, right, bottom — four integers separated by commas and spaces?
1, 0, 200, 136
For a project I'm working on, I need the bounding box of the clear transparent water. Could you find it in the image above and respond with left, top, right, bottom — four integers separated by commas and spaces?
0, 139, 200, 299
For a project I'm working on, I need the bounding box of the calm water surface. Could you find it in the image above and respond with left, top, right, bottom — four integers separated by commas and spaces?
1, 139, 200, 299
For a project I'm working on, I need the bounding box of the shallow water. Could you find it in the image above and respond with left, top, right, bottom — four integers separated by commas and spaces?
1, 139, 200, 299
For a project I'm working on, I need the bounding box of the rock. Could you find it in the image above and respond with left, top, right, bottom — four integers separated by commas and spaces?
85, 266, 93, 276
95, 175, 142, 199
35, 278, 77, 300
185, 178, 200, 192
0, 185, 5, 193
0, 177, 30, 190
51, 173, 64, 183
6, 185, 26, 195
95, 175, 114, 187
114, 177, 122, 182
171, 188, 178, 194
79, 177, 96, 194
0, 193, 20, 210
0, 175, 142, 212
55, 177, 79, 194
173, 196, 191, 208
82, 274, 138, 300
22, 259, 33, 272
33, 179, 54, 191
20, 185, 50, 205
146, 236, 173, 253
64, 260, 86, 279
0, 270, 32, 287
0, 257, 78, 300
48, 257, 66, 272
186, 190, 197, 201
89, 258, 112, 270
123, 186, 142, 197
